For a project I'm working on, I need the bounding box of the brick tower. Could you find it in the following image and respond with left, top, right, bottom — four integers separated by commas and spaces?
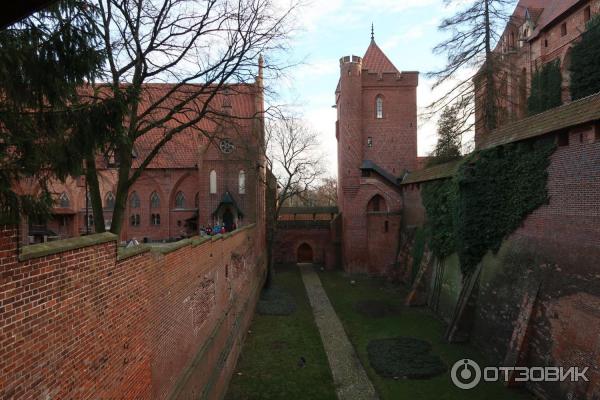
336, 29, 419, 274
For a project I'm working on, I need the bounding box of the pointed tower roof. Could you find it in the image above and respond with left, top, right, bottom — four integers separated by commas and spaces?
362, 39, 399, 74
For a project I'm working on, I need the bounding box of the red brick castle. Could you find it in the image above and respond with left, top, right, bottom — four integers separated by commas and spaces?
336, 30, 419, 274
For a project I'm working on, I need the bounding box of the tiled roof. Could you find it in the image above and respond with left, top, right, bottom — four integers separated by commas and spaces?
89, 83, 259, 170
478, 92, 600, 149
360, 160, 400, 186
401, 159, 463, 185
530, 0, 583, 39
362, 40, 399, 74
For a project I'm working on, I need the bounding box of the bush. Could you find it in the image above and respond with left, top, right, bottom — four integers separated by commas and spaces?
367, 337, 446, 379
256, 287, 297, 316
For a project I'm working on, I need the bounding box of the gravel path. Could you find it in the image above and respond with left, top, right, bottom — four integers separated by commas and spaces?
299, 263, 379, 400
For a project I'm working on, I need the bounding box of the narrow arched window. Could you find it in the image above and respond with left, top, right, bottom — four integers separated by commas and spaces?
194, 192, 199, 209
129, 191, 140, 208
209, 170, 217, 194
59, 192, 70, 208
239, 170, 246, 194
175, 191, 185, 208
376, 95, 383, 119
150, 191, 160, 208
105, 192, 115, 209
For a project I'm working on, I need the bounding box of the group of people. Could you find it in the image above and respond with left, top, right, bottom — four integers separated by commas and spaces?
201, 222, 237, 236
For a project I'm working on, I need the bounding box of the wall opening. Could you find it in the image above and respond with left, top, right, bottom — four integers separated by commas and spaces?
297, 243, 314, 263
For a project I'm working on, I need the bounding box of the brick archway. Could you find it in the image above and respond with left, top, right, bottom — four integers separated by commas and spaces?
297, 243, 314, 263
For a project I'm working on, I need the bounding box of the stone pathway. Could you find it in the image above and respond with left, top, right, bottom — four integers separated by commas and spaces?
298, 263, 379, 400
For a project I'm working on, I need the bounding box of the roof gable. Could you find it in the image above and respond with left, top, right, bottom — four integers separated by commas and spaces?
362, 40, 399, 74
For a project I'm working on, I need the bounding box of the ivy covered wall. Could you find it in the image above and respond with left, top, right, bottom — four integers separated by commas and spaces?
420, 137, 556, 276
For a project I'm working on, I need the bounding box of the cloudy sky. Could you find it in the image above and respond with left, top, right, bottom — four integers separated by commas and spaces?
271, 0, 478, 176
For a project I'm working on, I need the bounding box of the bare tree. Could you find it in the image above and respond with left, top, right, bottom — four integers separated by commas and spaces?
426, 0, 512, 136
82, 0, 299, 234
266, 117, 324, 214
263, 116, 324, 286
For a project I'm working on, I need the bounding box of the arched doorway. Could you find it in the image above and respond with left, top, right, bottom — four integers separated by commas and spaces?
297, 243, 314, 263
223, 208, 234, 232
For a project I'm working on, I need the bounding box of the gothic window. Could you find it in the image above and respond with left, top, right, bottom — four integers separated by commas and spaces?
367, 137, 373, 148
239, 170, 246, 194
375, 95, 383, 119
219, 138, 235, 154
210, 170, 217, 194
59, 192, 70, 208
175, 191, 185, 208
129, 192, 140, 208
85, 191, 92, 209
194, 192, 199, 209
151, 213, 161, 226
105, 192, 115, 209
150, 191, 160, 209
130, 214, 141, 227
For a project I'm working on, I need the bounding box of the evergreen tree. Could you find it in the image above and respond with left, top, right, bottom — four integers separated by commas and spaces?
527, 60, 562, 115
570, 16, 600, 100
0, 0, 114, 225
428, 104, 463, 167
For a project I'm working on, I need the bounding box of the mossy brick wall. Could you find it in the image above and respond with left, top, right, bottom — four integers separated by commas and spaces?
0, 224, 266, 400
400, 126, 600, 399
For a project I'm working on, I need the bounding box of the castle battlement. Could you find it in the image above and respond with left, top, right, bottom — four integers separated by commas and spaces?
339, 55, 362, 65
361, 70, 419, 86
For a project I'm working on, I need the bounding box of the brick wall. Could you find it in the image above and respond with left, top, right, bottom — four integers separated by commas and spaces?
272, 224, 338, 269
0, 224, 266, 399
399, 130, 600, 399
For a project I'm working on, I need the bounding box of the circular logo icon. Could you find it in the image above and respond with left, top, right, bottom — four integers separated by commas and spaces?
451, 359, 482, 390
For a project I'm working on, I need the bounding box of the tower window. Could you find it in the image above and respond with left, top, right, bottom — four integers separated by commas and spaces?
367, 137, 373, 148
375, 96, 383, 119
561, 23, 567, 36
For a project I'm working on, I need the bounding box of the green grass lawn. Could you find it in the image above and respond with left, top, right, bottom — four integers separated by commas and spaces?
224, 265, 337, 400
318, 269, 534, 400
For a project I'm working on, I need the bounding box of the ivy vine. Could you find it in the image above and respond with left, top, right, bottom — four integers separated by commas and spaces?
421, 138, 556, 276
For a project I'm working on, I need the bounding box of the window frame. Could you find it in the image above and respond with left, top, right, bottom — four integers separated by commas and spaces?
175, 191, 186, 209
375, 95, 384, 119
